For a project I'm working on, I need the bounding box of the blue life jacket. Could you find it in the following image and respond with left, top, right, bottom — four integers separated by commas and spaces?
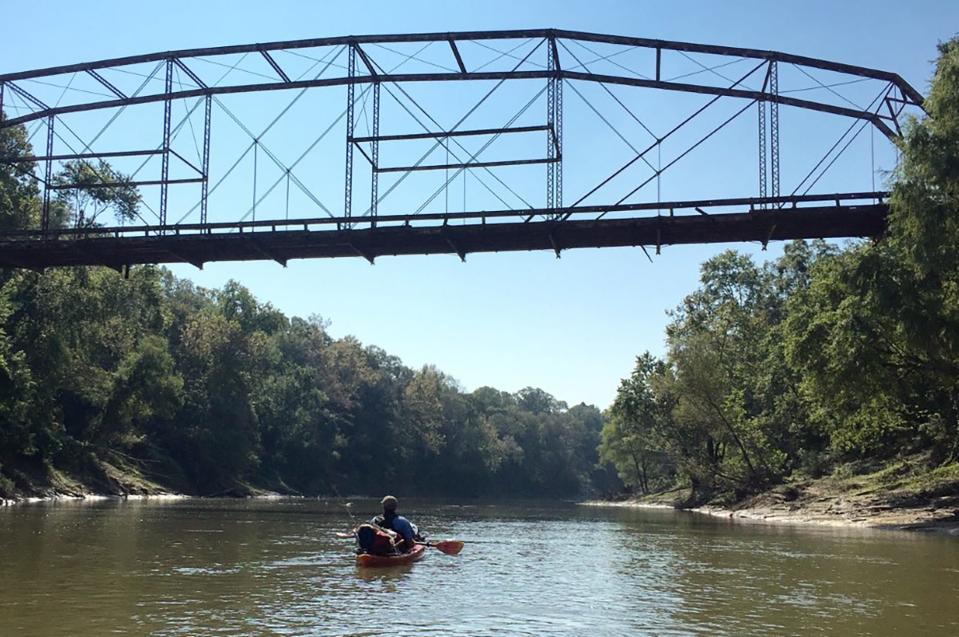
372, 513, 418, 543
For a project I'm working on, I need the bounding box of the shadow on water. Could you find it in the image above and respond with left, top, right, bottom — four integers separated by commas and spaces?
353, 564, 416, 589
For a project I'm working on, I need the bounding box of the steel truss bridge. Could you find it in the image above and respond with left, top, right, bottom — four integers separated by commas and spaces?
0, 29, 925, 271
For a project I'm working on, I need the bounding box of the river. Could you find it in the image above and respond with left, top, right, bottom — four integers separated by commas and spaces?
1, 498, 957, 636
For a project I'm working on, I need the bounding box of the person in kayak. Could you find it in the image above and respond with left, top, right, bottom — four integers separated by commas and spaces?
371, 495, 420, 553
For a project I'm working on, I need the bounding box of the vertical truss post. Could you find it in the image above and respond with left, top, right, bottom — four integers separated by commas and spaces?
41, 115, 54, 235
370, 80, 380, 226
200, 94, 212, 226
160, 58, 173, 230
547, 35, 563, 218
0, 83, 4, 121
556, 72, 563, 211
344, 44, 356, 229
758, 61, 780, 209
758, 86, 767, 207
547, 61, 555, 214
769, 61, 780, 204
252, 141, 258, 223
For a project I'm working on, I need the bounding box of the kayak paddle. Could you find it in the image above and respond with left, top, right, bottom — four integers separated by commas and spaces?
420, 540, 464, 555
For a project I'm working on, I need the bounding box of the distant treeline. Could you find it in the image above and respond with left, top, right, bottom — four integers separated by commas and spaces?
0, 265, 610, 498
0, 116, 610, 500
600, 39, 959, 503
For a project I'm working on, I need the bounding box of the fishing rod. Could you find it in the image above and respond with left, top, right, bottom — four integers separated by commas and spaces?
328, 482, 357, 533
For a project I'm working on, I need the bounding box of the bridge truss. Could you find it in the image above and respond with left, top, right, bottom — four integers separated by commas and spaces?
0, 29, 925, 270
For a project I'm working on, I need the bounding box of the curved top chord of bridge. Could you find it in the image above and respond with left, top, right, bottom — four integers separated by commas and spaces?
0, 29, 925, 271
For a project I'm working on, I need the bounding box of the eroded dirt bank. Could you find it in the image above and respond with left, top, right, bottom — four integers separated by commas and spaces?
584, 459, 959, 536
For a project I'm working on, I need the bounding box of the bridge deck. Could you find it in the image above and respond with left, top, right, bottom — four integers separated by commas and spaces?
0, 203, 886, 271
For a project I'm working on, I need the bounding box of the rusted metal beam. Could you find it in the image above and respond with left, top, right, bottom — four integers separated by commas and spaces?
375, 156, 559, 174
0, 29, 920, 101
0, 203, 888, 269
0, 149, 162, 163
353, 44, 378, 76
1, 68, 900, 139
258, 48, 291, 83
86, 69, 127, 99
351, 124, 548, 143
0, 191, 889, 239
0, 30, 923, 138
448, 39, 467, 74
46, 177, 204, 190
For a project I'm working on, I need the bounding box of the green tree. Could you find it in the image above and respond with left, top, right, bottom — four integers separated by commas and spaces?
600, 353, 672, 494
0, 115, 40, 232
786, 38, 959, 462
53, 160, 140, 227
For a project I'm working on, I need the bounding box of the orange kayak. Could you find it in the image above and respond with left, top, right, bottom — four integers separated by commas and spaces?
355, 544, 426, 567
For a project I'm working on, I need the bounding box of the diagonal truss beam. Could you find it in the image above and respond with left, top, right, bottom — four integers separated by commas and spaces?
86, 69, 127, 99
448, 39, 467, 74
258, 48, 291, 83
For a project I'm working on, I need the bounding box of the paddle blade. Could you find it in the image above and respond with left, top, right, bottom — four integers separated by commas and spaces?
432, 540, 464, 555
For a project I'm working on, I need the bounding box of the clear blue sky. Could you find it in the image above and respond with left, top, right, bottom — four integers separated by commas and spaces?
1, 1, 953, 408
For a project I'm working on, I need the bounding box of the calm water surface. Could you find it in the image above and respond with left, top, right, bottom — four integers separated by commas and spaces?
1, 498, 957, 636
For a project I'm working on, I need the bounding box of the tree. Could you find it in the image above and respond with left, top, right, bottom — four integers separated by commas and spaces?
600, 353, 672, 493
53, 160, 140, 227
667, 252, 776, 490
786, 38, 959, 463
0, 115, 40, 232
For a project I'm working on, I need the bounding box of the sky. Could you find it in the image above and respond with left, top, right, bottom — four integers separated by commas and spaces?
0, 1, 954, 409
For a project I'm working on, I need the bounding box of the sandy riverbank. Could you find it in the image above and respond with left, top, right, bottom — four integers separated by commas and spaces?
583, 459, 959, 536
1, 493, 189, 506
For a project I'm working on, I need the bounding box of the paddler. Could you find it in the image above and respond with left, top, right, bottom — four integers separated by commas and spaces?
371, 495, 420, 553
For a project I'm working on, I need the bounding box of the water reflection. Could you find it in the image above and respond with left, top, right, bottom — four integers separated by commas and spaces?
0, 498, 957, 636
353, 565, 415, 587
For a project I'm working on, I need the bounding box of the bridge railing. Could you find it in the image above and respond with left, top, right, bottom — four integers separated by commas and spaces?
0, 191, 887, 242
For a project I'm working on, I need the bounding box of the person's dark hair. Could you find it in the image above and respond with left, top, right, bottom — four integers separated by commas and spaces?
381, 495, 398, 513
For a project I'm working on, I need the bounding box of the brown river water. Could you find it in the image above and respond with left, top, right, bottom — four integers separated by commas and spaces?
1, 498, 957, 636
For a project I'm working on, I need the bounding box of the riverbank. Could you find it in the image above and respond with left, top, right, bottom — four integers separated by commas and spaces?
584, 457, 959, 536
0, 455, 175, 505
0, 452, 297, 505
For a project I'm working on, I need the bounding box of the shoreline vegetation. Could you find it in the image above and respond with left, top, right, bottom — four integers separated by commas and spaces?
5, 454, 956, 538
585, 454, 959, 536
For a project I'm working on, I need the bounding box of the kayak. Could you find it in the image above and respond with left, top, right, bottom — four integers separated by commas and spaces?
355, 543, 426, 567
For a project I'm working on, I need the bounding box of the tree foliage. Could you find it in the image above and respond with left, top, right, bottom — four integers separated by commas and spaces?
53, 160, 140, 227
601, 39, 959, 501
0, 263, 606, 498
